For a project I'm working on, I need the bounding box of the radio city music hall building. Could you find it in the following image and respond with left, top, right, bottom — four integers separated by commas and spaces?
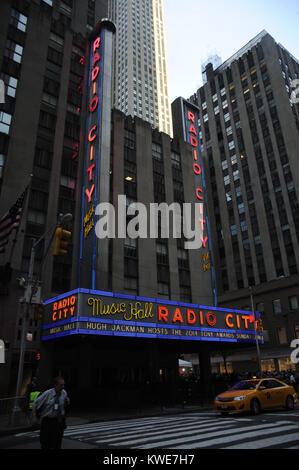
0, 0, 263, 405
38, 30, 263, 405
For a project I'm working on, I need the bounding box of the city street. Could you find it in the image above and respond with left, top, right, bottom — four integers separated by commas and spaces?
1, 407, 299, 450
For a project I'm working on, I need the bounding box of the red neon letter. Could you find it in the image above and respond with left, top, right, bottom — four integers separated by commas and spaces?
91, 66, 99, 82
92, 52, 100, 68
206, 311, 216, 327
199, 218, 206, 232
190, 136, 198, 147
193, 163, 202, 175
90, 96, 99, 113
85, 184, 95, 203
87, 163, 95, 181
158, 306, 168, 322
189, 124, 197, 136
242, 315, 250, 329
88, 125, 97, 142
187, 309, 196, 324
201, 236, 208, 248
188, 111, 195, 123
196, 188, 204, 201
173, 308, 183, 324
225, 314, 234, 328
93, 37, 101, 53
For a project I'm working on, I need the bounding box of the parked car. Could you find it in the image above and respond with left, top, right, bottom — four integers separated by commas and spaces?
214, 378, 298, 415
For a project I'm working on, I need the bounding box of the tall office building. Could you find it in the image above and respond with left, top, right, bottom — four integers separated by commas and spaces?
0, 0, 108, 396
189, 31, 299, 373
108, 0, 173, 136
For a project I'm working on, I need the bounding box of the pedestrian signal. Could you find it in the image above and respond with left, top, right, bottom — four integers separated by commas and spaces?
53, 227, 72, 256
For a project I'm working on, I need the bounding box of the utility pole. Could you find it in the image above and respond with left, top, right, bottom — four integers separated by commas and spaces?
10, 213, 72, 426
10, 241, 36, 425
249, 286, 263, 378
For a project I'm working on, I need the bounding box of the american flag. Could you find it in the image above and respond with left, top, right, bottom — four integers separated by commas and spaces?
0, 189, 27, 254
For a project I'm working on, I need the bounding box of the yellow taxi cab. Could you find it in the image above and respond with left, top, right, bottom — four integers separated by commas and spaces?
214, 378, 298, 415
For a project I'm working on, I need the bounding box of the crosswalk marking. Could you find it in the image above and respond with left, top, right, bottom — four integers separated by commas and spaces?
95, 420, 236, 445
14, 411, 299, 449
137, 421, 292, 449
225, 430, 299, 449
182, 424, 298, 449
63, 415, 212, 437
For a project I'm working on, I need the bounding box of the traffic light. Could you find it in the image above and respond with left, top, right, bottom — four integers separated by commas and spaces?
34, 303, 44, 321
53, 226, 72, 256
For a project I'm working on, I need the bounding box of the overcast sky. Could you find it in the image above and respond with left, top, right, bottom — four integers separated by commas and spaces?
164, 0, 299, 103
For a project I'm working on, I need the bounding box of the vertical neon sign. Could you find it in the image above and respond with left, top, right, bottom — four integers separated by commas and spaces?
78, 20, 115, 290
184, 102, 217, 307
79, 30, 103, 289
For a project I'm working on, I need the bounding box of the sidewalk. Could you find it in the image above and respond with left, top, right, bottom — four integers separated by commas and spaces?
0, 402, 214, 438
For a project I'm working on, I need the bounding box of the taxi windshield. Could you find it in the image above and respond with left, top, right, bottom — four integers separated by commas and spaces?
230, 380, 260, 391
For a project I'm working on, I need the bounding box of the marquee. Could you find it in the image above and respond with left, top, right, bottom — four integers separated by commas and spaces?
42, 289, 263, 344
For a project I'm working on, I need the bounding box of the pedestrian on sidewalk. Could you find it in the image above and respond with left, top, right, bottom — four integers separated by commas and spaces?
25, 377, 40, 424
290, 373, 296, 391
32, 376, 70, 449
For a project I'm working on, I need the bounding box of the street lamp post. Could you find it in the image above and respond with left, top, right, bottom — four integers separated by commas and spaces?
10, 213, 72, 426
249, 286, 263, 378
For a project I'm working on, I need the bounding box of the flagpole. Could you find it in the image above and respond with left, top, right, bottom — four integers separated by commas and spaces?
7, 179, 32, 265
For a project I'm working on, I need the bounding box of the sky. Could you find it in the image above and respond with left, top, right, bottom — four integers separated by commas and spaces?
164, 0, 299, 103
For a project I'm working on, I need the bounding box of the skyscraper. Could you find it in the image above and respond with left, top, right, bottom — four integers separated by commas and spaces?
189, 30, 299, 373
108, 0, 173, 136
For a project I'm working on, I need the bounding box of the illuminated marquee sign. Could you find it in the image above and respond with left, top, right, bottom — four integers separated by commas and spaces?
42, 289, 263, 344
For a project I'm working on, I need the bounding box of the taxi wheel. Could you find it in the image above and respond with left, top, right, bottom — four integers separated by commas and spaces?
285, 395, 294, 410
250, 398, 261, 415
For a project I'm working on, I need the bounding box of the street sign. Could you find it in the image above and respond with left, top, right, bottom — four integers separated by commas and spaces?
24, 285, 41, 304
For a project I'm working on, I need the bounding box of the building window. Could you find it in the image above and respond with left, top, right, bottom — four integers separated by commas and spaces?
157, 282, 169, 297
42, 93, 57, 108
42, 0, 53, 5
4, 75, 18, 98
27, 210, 46, 225
152, 142, 162, 161
277, 327, 287, 345
0, 112, 12, 134
289, 296, 299, 310
5, 40, 23, 64
10, 8, 27, 32
273, 299, 282, 314
230, 225, 237, 236
171, 151, 181, 169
